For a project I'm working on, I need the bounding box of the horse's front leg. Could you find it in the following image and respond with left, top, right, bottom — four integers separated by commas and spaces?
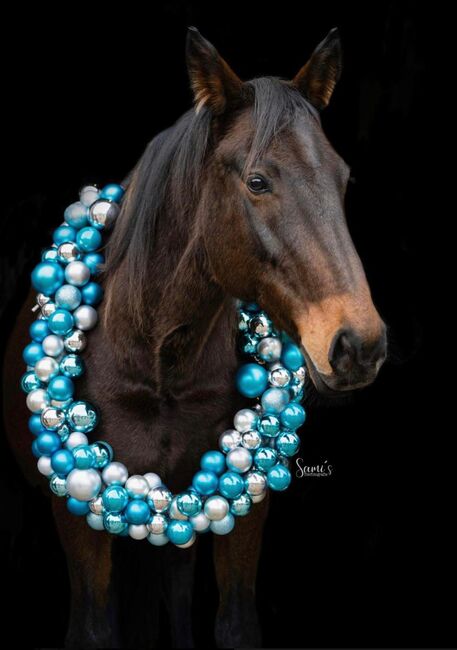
213, 496, 269, 648
52, 498, 121, 649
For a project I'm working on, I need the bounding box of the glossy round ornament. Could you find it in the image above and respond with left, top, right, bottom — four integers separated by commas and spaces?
66, 468, 102, 501
235, 363, 269, 398
31, 262, 64, 295
233, 408, 258, 433
65, 261, 90, 287
42, 334, 65, 357
89, 199, 120, 230
66, 400, 98, 432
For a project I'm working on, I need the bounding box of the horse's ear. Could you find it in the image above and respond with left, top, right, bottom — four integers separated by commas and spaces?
292, 28, 342, 111
186, 27, 243, 115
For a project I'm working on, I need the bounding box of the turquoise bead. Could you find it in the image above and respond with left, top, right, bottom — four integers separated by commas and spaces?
103, 512, 128, 534
230, 493, 252, 517
64, 202, 89, 229
66, 497, 90, 515
235, 363, 268, 398
21, 371, 42, 393
218, 472, 245, 499
29, 320, 50, 342
91, 442, 113, 468
102, 485, 129, 512
176, 491, 202, 517
261, 387, 289, 414
23, 342, 45, 366
281, 342, 305, 371
254, 447, 278, 471
276, 431, 301, 457
73, 444, 96, 469
81, 282, 103, 305
55, 284, 82, 310
60, 354, 85, 378
200, 450, 226, 475
280, 403, 306, 430
53, 225, 77, 245
51, 449, 75, 475
29, 414, 45, 436
267, 464, 292, 491
76, 227, 102, 252
192, 470, 218, 495
83, 253, 104, 275
31, 440, 41, 458
42, 248, 60, 263
48, 375, 74, 401
167, 520, 194, 545
210, 513, 235, 535
100, 183, 125, 203
66, 401, 98, 433
31, 262, 64, 295
48, 309, 74, 336
36, 431, 61, 456
257, 413, 281, 437
125, 500, 151, 524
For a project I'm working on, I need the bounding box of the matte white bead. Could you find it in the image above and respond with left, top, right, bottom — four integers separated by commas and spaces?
86, 512, 104, 531
233, 408, 258, 433
143, 472, 162, 489
73, 305, 98, 331
102, 462, 129, 486
65, 432, 89, 450
41, 335, 64, 357
66, 468, 102, 501
125, 474, 149, 498
65, 261, 90, 287
37, 456, 53, 476
35, 356, 59, 382
147, 532, 169, 546
189, 512, 211, 532
128, 524, 149, 540
80, 185, 100, 207
204, 496, 229, 521
26, 388, 50, 413
226, 447, 253, 473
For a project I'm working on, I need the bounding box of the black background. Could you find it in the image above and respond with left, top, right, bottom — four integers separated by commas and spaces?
1, 2, 453, 648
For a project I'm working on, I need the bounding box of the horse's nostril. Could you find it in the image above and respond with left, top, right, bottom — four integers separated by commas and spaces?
329, 328, 386, 377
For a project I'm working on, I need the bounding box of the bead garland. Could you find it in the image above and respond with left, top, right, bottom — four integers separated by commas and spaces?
22, 183, 307, 548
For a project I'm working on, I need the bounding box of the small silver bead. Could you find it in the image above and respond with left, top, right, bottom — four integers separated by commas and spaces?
64, 329, 87, 353
41, 407, 66, 430
219, 429, 242, 453
57, 242, 80, 263
245, 470, 267, 496
41, 302, 57, 318
241, 430, 262, 450
89, 199, 120, 229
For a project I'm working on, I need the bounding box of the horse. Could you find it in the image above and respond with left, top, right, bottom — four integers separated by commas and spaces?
3, 26, 387, 648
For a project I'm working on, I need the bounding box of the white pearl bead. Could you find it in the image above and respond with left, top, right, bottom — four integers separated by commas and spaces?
80, 185, 100, 207
245, 471, 267, 496
66, 468, 102, 501
65, 261, 90, 287
125, 474, 149, 499
204, 496, 229, 521
219, 429, 242, 452
26, 388, 50, 413
233, 408, 258, 433
189, 512, 211, 532
65, 432, 89, 450
143, 472, 162, 489
89, 496, 104, 515
37, 456, 53, 476
73, 305, 98, 331
176, 532, 196, 549
147, 514, 168, 535
169, 497, 188, 521
128, 524, 149, 540
226, 447, 253, 473
86, 512, 104, 531
102, 462, 129, 486
147, 532, 169, 546
35, 356, 59, 382
257, 336, 282, 362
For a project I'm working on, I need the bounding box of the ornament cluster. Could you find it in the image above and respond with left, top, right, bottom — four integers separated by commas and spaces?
22, 183, 307, 548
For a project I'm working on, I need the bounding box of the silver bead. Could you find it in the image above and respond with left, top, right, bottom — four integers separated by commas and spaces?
245, 470, 267, 496
102, 461, 129, 486
26, 388, 50, 413
249, 314, 272, 338
35, 356, 59, 382
57, 242, 80, 264
89, 496, 104, 515
65, 261, 90, 287
269, 366, 292, 387
80, 185, 100, 207
169, 497, 188, 520
147, 513, 168, 535
147, 532, 169, 546
42, 334, 64, 357
73, 305, 98, 331
89, 199, 120, 229
65, 432, 89, 450
219, 429, 242, 453
251, 491, 267, 503
189, 512, 211, 532
233, 408, 258, 433
147, 486, 172, 513
66, 468, 102, 501
41, 407, 66, 430
294, 366, 306, 383
226, 447, 253, 474
257, 337, 282, 363
125, 474, 149, 499
37, 293, 50, 307
64, 329, 87, 353
241, 430, 262, 450
176, 532, 196, 549
41, 302, 57, 318
86, 512, 104, 531
128, 524, 149, 540
203, 495, 229, 521
37, 456, 53, 476
143, 472, 162, 489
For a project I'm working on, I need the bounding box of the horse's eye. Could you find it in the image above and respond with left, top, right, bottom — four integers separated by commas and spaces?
246, 175, 269, 194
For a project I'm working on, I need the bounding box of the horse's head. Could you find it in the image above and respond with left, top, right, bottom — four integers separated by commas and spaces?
187, 27, 386, 393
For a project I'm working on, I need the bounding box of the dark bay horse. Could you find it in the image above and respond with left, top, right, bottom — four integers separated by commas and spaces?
3, 27, 386, 648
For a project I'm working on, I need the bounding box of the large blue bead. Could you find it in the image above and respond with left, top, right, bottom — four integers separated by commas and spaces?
276, 431, 301, 457
36, 431, 61, 456
254, 447, 278, 471
267, 464, 292, 491
29, 320, 50, 342
64, 202, 89, 229
200, 450, 226, 475
167, 520, 194, 545
31, 262, 64, 296
55, 284, 82, 310
66, 497, 90, 515
103, 512, 128, 535
66, 401, 98, 433
192, 470, 218, 496
125, 499, 151, 525
48, 309, 74, 336
261, 388, 289, 414
81, 282, 103, 306
53, 225, 77, 246
51, 449, 75, 475
29, 414, 45, 436
60, 354, 85, 378
48, 375, 74, 401
176, 491, 202, 517
73, 444, 96, 469
23, 342, 45, 366
21, 371, 42, 393
281, 342, 305, 371
218, 472, 245, 499
235, 363, 269, 398
83, 253, 104, 276
102, 485, 129, 513
100, 183, 125, 203
76, 227, 102, 252
280, 403, 306, 430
